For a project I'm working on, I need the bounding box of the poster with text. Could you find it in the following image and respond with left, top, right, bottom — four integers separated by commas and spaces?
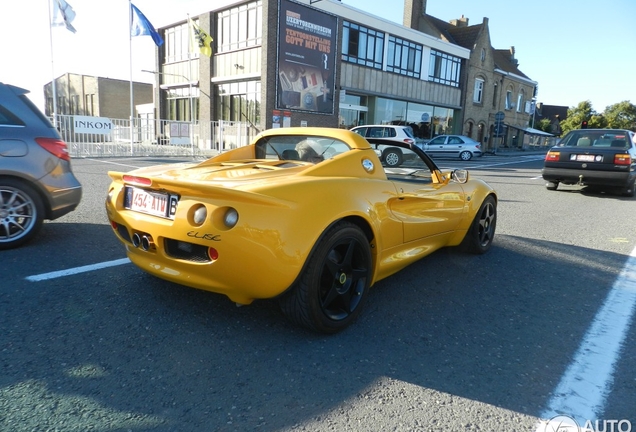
277, 0, 337, 114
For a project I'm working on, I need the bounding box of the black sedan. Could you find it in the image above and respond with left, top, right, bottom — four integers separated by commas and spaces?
542, 128, 636, 197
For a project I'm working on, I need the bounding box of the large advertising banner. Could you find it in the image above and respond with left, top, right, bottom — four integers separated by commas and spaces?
277, 0, 337, 114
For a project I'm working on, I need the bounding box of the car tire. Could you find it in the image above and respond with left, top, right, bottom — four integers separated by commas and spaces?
460, 195, 496, 255
459, 150, 473, 161
0, 179, 45, 250
545, 181, 559, 191
382, 149, 403, 167
622, 177, 636, 197
279, 221, 372, 334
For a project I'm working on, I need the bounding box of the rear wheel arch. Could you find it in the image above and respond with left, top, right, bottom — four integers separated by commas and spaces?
278, 216, 377, 333
279, 220, 373, 333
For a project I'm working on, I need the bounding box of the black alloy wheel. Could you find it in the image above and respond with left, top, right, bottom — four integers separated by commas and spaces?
461, 195, 497, 254
279, 221, 372, 333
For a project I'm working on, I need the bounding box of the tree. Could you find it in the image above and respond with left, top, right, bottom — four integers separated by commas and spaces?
560, 101, 596, 135
556, 100, 636, 134
536, 118, 552, 133
603, 101, 636, 130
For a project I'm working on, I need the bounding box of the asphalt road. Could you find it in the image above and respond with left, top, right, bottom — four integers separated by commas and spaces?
1, 154, 634, 432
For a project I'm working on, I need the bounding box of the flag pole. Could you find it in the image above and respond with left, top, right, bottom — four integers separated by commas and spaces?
129, 0, 134, 155
187, 14, 195, 157
47, 0, 58, 128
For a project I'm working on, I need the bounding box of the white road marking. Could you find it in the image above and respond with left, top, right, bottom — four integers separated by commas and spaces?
537, 244, 636, 426
469, 156, 546, 169
84, 158, 141, 168
25, 258, 131, 282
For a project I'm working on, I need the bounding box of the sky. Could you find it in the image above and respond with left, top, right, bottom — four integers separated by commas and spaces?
2, 0, 635, 113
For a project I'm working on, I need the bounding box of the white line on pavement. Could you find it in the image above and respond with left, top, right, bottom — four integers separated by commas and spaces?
469, 156, 546, 169
537, 244, 636, 426
25, 258, 131, 282
84, 158, 141, 168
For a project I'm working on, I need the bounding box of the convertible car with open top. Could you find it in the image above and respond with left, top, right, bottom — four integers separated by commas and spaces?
105, 127, 497, 333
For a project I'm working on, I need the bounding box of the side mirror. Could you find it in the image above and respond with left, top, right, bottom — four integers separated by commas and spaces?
452, 169, 469, 183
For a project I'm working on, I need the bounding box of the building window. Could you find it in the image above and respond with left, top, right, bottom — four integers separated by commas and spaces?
85, 94, 95, 116
516, 92, 524, 113
473, 79, 484, 103
217, 0, 262, 53
387, 35, 422, 78
165, 23, 190, 63
58, 96, 67, 115
480, 48, 486, 62
428, 49, 461, 87
215, 81, 261, 125
341, 21, 384, 69
165, 86, 200, 122
70, 95, 80, 115
505, 90, 513, 110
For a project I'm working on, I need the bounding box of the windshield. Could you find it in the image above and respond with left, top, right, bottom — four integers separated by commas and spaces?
255, 135, 352, 164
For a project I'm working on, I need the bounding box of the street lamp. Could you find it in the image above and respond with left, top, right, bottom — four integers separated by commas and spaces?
142, 69, 196, 155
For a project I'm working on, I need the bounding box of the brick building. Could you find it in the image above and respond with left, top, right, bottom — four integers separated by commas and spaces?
44, 73, 153, 119
403, 0, 540, 151
150, 0, 474, 149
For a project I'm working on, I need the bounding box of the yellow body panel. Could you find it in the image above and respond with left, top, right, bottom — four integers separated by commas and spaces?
105, 127, 495, 304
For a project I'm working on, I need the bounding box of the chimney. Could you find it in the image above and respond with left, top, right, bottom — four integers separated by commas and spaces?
403, 0, 426, 28
449, 15, 469, 28
509, 46, 519, 66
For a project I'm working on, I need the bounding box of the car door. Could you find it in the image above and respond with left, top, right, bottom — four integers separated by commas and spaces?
446, 136, 466, 158
425, 136, 447, 157
387, 170, 466, 243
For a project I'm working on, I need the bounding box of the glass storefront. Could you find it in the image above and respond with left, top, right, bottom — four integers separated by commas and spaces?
339, 93, 458, 138
338, 93, 368, 129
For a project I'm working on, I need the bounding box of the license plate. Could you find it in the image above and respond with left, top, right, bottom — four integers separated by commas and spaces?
571, 154, 601, 162
124, 186, 178, 219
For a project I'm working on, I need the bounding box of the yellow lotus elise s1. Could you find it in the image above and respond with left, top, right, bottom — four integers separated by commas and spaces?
105, 127, 497, 333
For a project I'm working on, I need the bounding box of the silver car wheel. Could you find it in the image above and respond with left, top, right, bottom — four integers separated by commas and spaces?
0, 182, 44, 249
460, 151, 472, 161
383, 149, 403, 167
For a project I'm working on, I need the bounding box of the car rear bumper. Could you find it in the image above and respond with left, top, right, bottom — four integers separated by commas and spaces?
40, 170, 83, 219
542, 167, 634, 187
49, 185, 82, 219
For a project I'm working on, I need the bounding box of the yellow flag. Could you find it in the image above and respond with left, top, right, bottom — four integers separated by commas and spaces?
189, 18, 213, 57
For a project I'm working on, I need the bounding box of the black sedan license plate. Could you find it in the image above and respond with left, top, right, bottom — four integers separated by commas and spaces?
124, 186, 178, 219
571, 154, 602, 162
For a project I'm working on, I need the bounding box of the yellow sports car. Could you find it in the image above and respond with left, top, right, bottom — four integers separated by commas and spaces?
105, 127, 497, 333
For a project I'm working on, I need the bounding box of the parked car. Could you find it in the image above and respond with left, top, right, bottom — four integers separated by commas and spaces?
350, 124, 419, 167
419, 135, 483, 160
542, 128, 636, 196
106, 127, 497, 333
0, 83, 82, 249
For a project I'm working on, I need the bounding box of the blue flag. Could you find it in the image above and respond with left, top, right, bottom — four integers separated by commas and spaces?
130, 3, 163, 46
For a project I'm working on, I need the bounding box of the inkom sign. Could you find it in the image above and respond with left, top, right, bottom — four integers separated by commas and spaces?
73, 116, 114, 134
